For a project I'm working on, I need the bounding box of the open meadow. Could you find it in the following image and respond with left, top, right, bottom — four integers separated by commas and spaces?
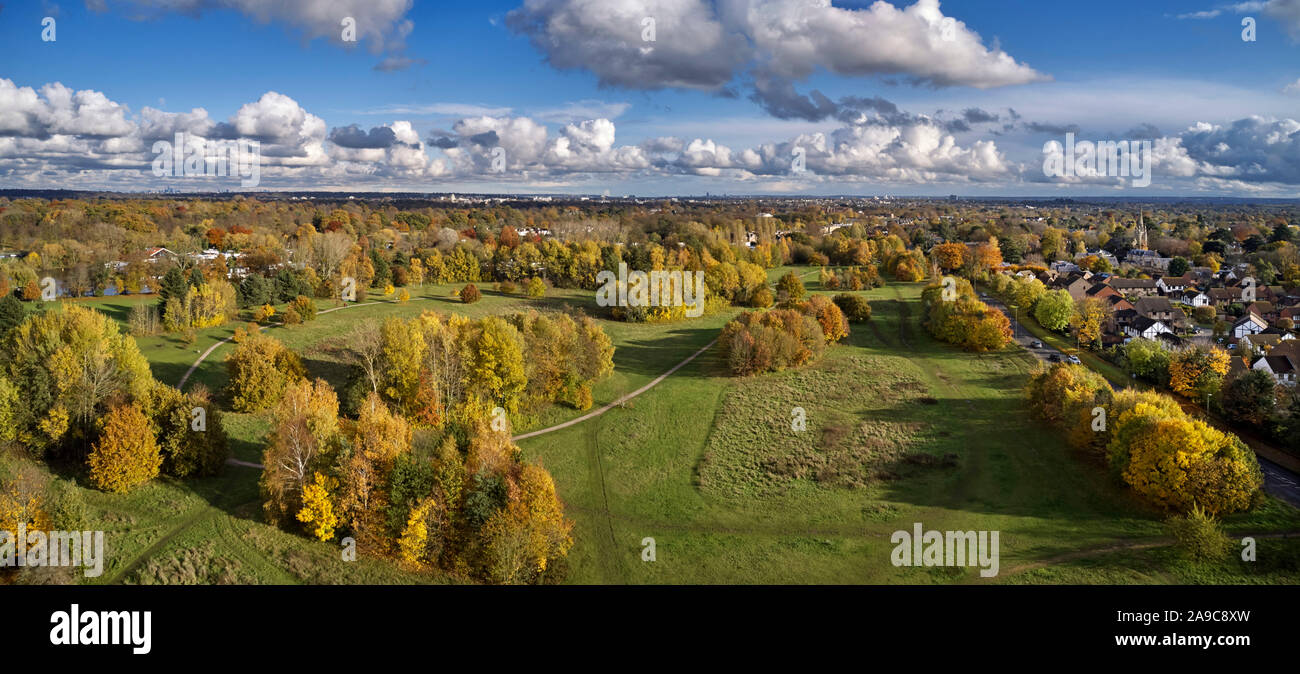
18, 277, 1297, 585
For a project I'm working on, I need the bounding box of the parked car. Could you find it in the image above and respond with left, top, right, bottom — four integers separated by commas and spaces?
1048, 354, 1062, 363
1066, 355, 1082, 364
1030, 340, 1044, 348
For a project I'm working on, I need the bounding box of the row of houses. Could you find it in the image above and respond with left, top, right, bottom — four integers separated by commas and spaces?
1030, 265, 1300, 386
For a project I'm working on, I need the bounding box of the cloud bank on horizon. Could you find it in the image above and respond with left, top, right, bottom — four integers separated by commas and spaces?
1, 0, 1299, 195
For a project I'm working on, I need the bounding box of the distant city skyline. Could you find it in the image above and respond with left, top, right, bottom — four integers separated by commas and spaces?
3, 0, 1300, 196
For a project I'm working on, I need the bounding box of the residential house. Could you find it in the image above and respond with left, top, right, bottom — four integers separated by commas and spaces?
1175, 289, 1210, 308
1244, 301, 1278, 323
1252, 355, 1297, 386
145, 247, 179, 264
1239, 333, 1285, 352
1207, 287, 1242, 310
1064, 276, 1094, 302
1232, 312, 1269, 339
1156, 274, 1192, 294
1107, 277, 1158, 298
1133, 296, 1177, 323
1125, 316, 1172, 340
1050, 260, 1080, 276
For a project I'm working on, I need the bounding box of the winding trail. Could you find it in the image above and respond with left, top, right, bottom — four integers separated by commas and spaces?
512, 337, 718, 442
176, 298, 393, 390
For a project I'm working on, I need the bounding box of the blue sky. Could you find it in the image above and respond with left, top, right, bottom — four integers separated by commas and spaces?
2, 0, 1299, 195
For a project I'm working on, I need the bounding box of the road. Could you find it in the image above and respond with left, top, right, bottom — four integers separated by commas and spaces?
981, 293, 1300, 508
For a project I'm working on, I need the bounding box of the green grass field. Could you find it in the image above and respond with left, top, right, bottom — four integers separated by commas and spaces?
10, 277, 1300, 585
516, 281, 1300, 584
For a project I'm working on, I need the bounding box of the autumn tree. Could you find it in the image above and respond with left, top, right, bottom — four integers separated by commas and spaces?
88, 403, 162, 493
260, 378, 340, 526
1, 304, 154, 454
930, 242, 967, 272
149, 384, 228, 478
338, 393, 412, 554
296, 472, 339, 541
802, 295, 849, 343
1221, 369, 1277, 426
460, 283, 481, 304
479, 463, 574, 584
460, 317, 527, 414
1121, 414, 1260, 515
775, 271, 806, 305
970, 239, 1003, 277
1069, 297, 1110, 349
225, 331, 307, 412
832, 294, 871, 322
1169, 345, 1230, 405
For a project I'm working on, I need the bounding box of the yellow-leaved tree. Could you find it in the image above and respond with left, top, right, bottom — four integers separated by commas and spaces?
1169, 345, 1230, 404
225, 331, 306, 412
397, 495, 445, 569
88, 403, 161, 493
480, 463, 574, 584
296, 472, 338, 541
338, 393, 412, 555
2, 304, 154, 453
1117, 408, 1260, 515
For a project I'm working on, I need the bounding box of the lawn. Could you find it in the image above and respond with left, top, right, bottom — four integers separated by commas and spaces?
517, 281, 1300, 584
12, 277, 1300, 585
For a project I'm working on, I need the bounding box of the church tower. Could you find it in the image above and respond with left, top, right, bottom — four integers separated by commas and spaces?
1135, 211, 1148, 251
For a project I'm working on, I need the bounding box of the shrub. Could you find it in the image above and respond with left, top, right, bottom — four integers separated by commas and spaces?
833, 293, 871, 322
290, 295, 317, 321
460, 283, 481, 304
525, 277, 546, 298
282, 306, 302, 326
749, 287, 774, 308
802, 294, 849, 343
1165, 505, 1231, 563
719, 308, 827, 376
497, 281, 518, 295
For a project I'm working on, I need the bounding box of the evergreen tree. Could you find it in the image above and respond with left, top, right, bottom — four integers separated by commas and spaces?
157, 267, 188, 312
0, 295, 25, 334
